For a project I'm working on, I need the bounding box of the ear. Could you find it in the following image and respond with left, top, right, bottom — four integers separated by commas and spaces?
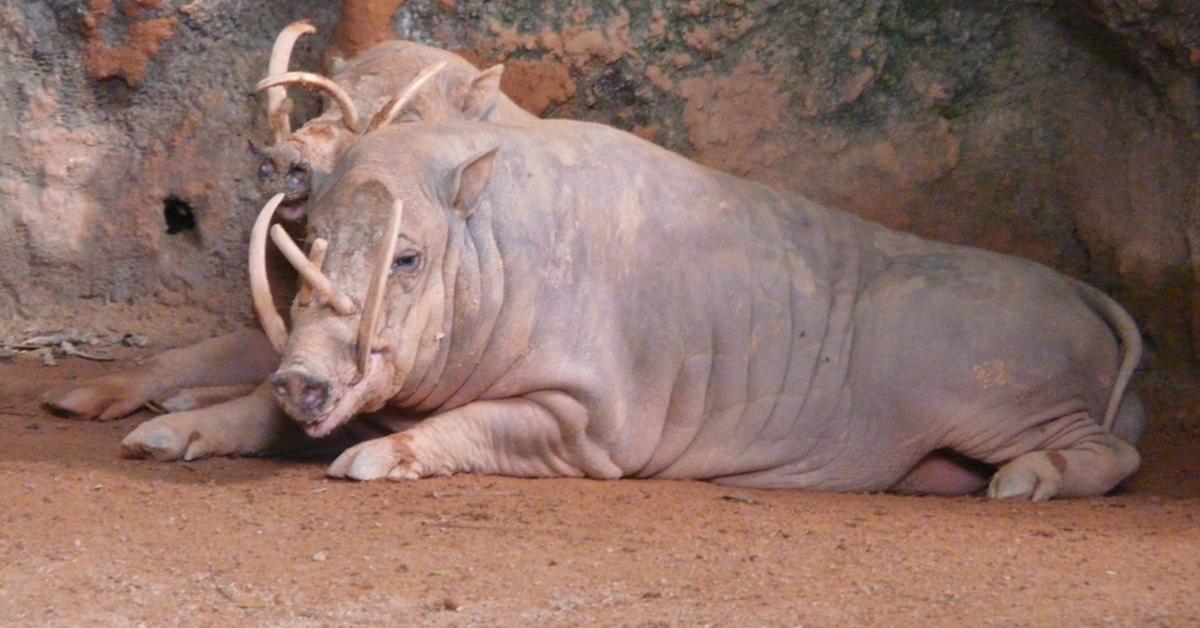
442, 146, 498, 219
460, 64, 504, 120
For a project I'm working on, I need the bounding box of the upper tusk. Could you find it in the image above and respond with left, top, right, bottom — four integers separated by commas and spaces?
297, 238, 328, 306
356, 199, 404, 374
249, 193, 289, 352
265, 20, 316, 145
269, 225, 357, 316
257, 72, 362, 134
366, 61, 448, 132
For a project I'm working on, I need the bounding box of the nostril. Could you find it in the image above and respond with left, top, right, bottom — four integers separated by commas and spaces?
269, 370, 329, 407
268, 371, 290, 389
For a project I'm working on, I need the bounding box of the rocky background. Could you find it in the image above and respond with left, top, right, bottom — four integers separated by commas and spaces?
1, 0, 1198, 368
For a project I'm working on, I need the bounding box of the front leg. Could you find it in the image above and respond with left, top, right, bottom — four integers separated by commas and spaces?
44, 327, 278, 421
327, 395, 622, 482
121, 380, 301, 461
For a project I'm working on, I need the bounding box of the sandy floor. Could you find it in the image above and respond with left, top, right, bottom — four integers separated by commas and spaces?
1, 358, 1197, 626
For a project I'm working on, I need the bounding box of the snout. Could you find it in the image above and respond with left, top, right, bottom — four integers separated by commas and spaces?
269, 369, 331, 423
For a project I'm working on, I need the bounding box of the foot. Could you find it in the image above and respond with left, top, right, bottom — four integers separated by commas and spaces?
988, 464, 1058, 501
987, 436, 1139, 500
43, 373, 164, 421
327, 433, 427, 481
120, 382, 295, 461
121, 416, 208, 461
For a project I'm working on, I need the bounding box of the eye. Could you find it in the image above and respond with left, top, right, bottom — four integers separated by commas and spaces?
258, 160, 276, 179
390, 249, 421, 275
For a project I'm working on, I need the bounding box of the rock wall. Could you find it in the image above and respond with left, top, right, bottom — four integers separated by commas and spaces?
1, 1, 335, 347
1, 1, 1198, 367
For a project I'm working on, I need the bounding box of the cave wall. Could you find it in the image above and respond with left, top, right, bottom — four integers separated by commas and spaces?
1, 0, 1198, 367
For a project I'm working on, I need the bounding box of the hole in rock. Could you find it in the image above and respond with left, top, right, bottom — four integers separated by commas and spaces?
163, 196, 197, 235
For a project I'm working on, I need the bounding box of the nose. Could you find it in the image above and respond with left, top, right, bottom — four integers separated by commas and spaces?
269, 369, 330, 421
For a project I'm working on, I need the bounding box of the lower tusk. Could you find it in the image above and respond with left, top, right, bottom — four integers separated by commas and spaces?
249, 193, 289, 352
355, 199, 404, 374
297, 238, 329, 306
269, 225, 357, 316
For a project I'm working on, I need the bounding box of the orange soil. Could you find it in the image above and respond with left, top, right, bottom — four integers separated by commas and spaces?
0, 358, 1197, 624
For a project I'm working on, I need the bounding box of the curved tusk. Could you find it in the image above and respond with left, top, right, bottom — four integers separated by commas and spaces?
297, 238, 328, 306
366, 61, 448, 132
356, 199, 404, 374
257, 72, 361, 134
269, 225, 357, 316
249, 193, 290, 352
265, 20, 317, 145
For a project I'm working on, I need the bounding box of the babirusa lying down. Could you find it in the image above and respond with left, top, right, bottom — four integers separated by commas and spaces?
213, 119, 1142, 500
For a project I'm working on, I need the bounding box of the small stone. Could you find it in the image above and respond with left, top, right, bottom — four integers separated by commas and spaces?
312, 551, 327, 562
121, 333, 149, 348
38, 348, 58, 367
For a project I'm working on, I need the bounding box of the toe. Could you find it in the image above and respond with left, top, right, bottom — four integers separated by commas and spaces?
328, 440, 406, 481
386, 466, 421, 481
988, 468, 1037, 500
121, 421, 187, 460
160, 393, 199, 413
345, 445, 398, 481
182, 439, 211, 462
43, 388, 109, 420
327, 449, 355, 478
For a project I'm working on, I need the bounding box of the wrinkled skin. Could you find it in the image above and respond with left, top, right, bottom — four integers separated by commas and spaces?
43, 39, 535, 423
127, 121, 1143, 500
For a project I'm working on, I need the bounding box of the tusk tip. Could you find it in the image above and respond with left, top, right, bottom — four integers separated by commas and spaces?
288, 19, 317, 34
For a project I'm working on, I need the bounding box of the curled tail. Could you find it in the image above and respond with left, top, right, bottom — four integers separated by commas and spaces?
1074, 280, 1142, 432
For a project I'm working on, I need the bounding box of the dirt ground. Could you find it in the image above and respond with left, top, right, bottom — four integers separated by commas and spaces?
0, 358, 1197, 626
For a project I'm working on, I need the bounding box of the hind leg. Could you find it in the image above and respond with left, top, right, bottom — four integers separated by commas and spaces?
988, 424, 1140, 501
890, 450, 992, 496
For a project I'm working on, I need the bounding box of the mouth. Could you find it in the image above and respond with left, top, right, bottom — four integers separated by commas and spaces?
298, 352, 391, 438
275, 193, 309, 219
282, 189, 308, 205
